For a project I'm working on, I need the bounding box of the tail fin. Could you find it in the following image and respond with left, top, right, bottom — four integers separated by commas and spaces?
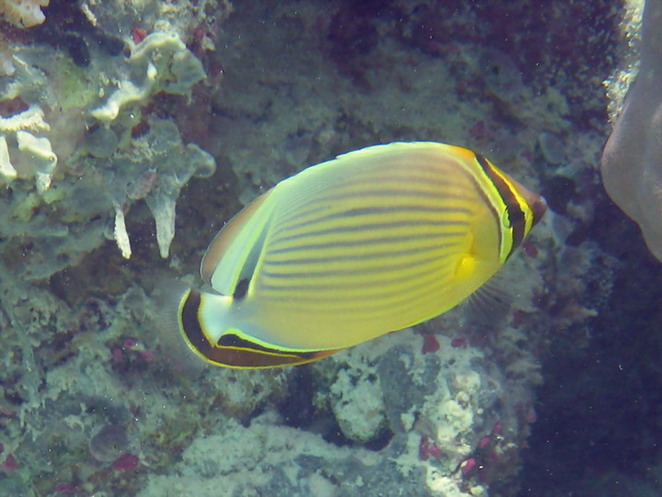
151, 277, 208, 378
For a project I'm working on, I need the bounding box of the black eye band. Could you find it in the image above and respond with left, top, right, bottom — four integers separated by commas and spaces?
474, 153, 526, 257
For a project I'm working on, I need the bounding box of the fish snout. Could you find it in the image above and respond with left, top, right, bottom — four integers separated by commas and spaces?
528, 192, 547, 226
510, 177, 547, 226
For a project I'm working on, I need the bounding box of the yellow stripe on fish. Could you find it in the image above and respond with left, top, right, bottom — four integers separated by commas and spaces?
173, 142, 546, 368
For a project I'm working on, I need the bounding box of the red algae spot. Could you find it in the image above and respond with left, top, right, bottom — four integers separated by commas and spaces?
421, 333, 440, 354
525, 407, 537, 424
427, 442, 443, 459
192, 26, 205, 44
2, 453, 18, 471
418, 435, 430, 460
460, 457, 477, 478
55, 482, 78, 494
112, 348, 123, 363
477, 436, 491, 450
130, 118, 150, 139
0, 97, 28, 118
111, 453, 139, 471
523, 240, 539, 257
139, 349, 156, 363
451, 337, 467, 348
491, 421, 503, 436
512, 309, 524, 328
133, 28, 147, 45
418, 435, 443, 461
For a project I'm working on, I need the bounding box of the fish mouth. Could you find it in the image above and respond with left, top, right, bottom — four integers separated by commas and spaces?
526, 192, 547, 226
510, 177, 547, 225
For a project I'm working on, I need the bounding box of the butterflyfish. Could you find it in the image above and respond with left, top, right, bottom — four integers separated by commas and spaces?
173, 142, 546, 368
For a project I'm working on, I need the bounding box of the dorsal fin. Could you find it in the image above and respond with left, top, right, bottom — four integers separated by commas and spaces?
200, 189, 274, 295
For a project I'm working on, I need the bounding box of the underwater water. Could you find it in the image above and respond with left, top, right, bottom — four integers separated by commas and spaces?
0, 1, 660, 496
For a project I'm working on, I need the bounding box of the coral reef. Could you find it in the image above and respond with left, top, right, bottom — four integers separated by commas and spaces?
82, 0, 233, 49
0, 0, 48, 27
90, 32, 206, 123
0, 1, 643, 497
0, 20, 215, 276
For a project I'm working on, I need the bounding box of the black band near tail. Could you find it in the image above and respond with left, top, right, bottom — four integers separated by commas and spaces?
179, 290, 341, 368
180, 289, 211, 353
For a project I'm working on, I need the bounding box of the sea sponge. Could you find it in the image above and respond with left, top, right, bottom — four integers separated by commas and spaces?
90, 32, 206, 122
0, 0, 49, 28
601, 0, 662, 261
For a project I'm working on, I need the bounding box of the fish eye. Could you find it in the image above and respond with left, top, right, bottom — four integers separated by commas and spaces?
233, 278, 250, 300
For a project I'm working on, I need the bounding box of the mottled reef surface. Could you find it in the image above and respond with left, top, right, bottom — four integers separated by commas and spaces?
0, 1, 660, 497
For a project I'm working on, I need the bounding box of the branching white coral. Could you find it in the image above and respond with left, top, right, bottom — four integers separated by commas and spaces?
108, 118, 215, 259
0, 106, 56, 190
0, 135, 16, 181
0, 27, 212, 272
90, 32, 206, 122
0, 0, 49, 28
0, 33, 15, 76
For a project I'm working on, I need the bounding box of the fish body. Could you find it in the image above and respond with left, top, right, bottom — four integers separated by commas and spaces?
175, 142, 546, 368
